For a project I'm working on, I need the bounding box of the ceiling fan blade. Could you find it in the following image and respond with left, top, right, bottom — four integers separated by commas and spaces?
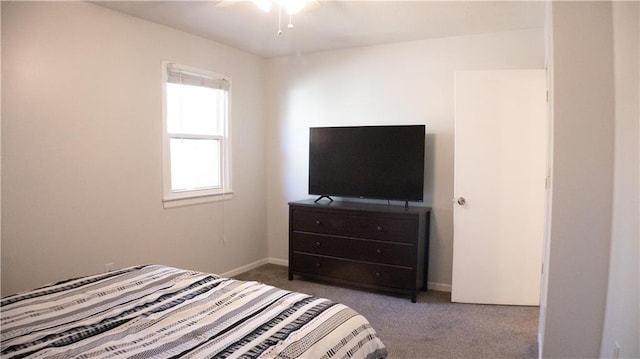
215, 0, 321, 11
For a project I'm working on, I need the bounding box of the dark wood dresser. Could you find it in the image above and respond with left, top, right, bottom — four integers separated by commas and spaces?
288, 199, 431, 302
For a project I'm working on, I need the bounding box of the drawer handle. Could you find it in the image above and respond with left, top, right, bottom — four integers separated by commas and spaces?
376, 225, 384, 232
376, 249, 382, 255
315, 220, 322, 225
316, 262, 321, 268
375, 272, 381, 277
316, 241, 321, 247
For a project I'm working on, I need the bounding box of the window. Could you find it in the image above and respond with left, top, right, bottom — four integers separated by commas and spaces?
162, 62, 232, 207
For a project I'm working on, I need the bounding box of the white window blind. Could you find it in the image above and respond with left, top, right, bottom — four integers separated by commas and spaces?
166, 64, 231, 91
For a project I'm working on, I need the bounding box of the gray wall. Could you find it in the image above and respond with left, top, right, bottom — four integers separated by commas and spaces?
264, 29, 546, 289
542, 2, 640, 357
1, 2, 268, 295
601, 2, 640, 358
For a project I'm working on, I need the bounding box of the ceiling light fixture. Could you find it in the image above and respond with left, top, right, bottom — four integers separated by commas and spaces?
253, 0, 312, 35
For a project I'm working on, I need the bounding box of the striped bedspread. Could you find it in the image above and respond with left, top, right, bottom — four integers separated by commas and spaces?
1, 265, 387, 359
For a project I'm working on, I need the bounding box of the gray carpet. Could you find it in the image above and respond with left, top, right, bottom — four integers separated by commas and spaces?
233, 264, 538, 359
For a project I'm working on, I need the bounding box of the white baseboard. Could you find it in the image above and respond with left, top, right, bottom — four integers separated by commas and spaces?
220, 257, 288, 278
220, 258, 269, 278
267, 257, 288, 267
222, 258, 452, 293
427, 281, 452, 292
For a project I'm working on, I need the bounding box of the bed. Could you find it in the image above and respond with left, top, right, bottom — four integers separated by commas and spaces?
1, 264, 387, 358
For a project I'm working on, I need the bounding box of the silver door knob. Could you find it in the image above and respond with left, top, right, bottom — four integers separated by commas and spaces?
457, 197, 466, 206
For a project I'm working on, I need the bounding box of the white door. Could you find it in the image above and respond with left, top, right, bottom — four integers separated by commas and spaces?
452, 70, 547, 305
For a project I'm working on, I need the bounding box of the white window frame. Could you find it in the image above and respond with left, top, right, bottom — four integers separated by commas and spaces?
162, 61, 233, 208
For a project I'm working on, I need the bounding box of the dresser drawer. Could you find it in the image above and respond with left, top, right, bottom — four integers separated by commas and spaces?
291, 209, 418, 243
288, 200, 430, 302
291, 232, 415, 267
291, 253, 414, 289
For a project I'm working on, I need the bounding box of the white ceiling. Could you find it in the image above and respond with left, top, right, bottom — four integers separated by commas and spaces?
94, 1, 547, 58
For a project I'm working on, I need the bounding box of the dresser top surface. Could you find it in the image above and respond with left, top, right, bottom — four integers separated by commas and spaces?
289, 199, 431, 215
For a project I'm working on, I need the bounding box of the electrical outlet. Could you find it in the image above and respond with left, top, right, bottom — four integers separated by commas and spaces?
104, 262, 115, 273
613, 341, 621, 359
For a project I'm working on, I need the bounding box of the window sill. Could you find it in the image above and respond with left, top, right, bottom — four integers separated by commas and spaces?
163, 192, 233, 209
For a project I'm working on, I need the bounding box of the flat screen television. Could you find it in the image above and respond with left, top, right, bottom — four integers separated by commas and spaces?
309, 125, 425, 203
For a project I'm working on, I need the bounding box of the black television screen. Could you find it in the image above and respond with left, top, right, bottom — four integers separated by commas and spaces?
309, 125, 425, 202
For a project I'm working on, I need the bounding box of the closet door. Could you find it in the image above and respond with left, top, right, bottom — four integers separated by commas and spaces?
452, 70, 547, 305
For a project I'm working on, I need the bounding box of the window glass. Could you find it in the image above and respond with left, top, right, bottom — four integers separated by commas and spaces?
169, 138, 221, 192
166, 83, 225, 136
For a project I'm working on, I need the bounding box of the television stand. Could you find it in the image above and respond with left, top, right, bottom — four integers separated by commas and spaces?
288, 199, 431, 302
314, 195, 334, 203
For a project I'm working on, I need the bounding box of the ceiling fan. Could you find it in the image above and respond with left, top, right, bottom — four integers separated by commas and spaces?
216, 0, 320, 34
